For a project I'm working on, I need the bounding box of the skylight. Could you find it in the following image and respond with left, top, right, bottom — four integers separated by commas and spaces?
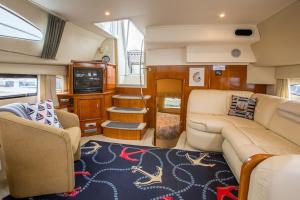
95, 19, 145, 86
0, 4, 43, 41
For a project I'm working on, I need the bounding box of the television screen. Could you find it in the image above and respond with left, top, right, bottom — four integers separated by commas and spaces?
73, 67, 103, 93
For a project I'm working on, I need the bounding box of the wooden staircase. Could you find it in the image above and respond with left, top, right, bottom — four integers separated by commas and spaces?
101, 94, 151, 140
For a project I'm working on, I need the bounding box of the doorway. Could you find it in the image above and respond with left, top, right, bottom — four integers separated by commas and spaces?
156, 79, 183, 148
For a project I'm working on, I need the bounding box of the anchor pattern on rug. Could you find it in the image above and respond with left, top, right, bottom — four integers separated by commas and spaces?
131, 166, 163, 187
81, 141, 102, 154
5, 141, 238, 200
185, 153, 216, 167
119, 147, 147, 162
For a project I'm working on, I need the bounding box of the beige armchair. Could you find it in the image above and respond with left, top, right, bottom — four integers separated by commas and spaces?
0, 109, 81, 198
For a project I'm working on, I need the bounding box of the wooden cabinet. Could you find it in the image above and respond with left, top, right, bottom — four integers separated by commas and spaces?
57, 60, 116, 137
72, 92, 113, 136
75, 95, 103, 120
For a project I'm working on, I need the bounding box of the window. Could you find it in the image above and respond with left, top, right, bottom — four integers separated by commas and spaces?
0, 4, 42, 41
95, 19, 145, 86
164, 97, 181, 108
290, 79, 300, 100
0, 74, 38, 99
56, 76, 64, 94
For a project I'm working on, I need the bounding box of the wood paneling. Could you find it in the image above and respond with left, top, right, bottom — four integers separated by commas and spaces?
113, 98, 148, 108
103, 127, 146, 140
116, 65, 267, 132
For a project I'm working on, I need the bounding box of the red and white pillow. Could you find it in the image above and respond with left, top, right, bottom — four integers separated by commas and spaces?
26, 100, 63, 128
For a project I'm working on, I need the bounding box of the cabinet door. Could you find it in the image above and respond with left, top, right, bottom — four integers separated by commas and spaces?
77, 97, 102, 120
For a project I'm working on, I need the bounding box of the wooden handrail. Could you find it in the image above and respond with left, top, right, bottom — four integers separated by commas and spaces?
238, 154, 273, 200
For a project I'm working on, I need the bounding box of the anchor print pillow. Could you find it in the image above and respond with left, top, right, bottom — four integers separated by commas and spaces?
228, 95, 257, 120
26, 99, 63, 128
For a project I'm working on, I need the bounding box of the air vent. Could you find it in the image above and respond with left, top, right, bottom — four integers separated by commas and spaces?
231, 49, 241, 58
235, 29, 253, 36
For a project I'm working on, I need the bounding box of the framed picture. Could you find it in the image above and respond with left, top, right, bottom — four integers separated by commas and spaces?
189, 68, 205, 86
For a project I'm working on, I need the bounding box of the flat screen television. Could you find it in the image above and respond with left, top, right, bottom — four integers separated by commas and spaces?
73, 67, 103, 93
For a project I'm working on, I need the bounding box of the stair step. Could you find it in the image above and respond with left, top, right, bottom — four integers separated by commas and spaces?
108, 108, 146, 123
107, 106, 148, 114
101, 121, 146, 130
112, 94, 151, 100
113, 96, 149, 108
101, 120, 146, 140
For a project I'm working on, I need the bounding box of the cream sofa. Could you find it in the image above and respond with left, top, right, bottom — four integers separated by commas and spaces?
0, 109, 81, 198
186, 90, 300, 199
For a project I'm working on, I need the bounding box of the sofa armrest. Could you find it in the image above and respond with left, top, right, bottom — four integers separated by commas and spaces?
248, 155, 300, 200
55, 109, 80, 129
0, 112, 75, 198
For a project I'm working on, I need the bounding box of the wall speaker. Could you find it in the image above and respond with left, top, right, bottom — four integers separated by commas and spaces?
235, 29, 253, 36
231, 49, 241, 58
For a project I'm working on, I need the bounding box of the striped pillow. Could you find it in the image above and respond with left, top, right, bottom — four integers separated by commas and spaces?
228, 95, 257, 120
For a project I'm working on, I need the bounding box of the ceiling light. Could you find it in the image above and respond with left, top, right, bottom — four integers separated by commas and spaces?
105, 11, 110, 16
219, 13, 226, 18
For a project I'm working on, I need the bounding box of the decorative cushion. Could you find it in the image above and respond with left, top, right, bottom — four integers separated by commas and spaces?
26, 100, 63, 128
228, 95, 257, 120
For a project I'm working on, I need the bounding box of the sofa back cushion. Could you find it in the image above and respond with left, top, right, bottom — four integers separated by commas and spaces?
251, 94, 286, 128
187, 90, 253, 115
269, 101, 300, 146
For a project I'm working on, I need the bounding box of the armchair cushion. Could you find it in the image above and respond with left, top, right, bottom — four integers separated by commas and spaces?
26, 100, 63, 128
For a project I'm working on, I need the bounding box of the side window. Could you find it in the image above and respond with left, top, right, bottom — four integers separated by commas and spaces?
0, 4, 43, 41
0, 74, 38, 99
56, 76, 64, 94
290, 79, 300, 100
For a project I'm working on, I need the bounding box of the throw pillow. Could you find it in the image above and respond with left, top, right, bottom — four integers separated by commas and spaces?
228, 95, 257, 120
26, 100, 63, 128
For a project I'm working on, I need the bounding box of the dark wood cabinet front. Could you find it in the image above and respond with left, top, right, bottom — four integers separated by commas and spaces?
76, 96, 103, 120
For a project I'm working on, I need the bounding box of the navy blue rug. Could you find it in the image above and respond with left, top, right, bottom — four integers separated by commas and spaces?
5, 141, 238, 200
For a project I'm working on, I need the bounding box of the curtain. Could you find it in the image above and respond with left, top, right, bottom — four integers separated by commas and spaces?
276, 79, 290, 99
41, 14, 65, 59
39, 75, 59, 107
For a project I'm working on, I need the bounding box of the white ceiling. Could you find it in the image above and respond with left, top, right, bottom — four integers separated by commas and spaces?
29, 0, 296, 36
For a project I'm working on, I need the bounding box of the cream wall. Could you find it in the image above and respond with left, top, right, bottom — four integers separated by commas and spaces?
0, 0, 106, 65
252, 1, 300, 67
95, 38, 117, 65
146, 47, 257, 66
276, 65, 300, 79
247, 64, 276, 84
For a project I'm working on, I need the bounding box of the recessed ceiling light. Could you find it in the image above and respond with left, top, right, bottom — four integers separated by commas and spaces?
105, 11, 111, 16
219, 13, 226, 18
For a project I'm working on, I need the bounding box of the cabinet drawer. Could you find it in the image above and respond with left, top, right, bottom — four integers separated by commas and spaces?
80, 119, 102, 136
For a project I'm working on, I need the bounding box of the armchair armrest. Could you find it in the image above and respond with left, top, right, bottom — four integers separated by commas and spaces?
248, 155, 300, 200
0, 112, 75, 198
55, 109, 80, 129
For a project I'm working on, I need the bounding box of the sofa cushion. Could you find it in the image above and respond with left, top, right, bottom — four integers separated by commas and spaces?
187, 90, 253, 115
222, 125, 300, 162
225, 116, 264, 129
269, 101, 300, 146
251, 93, 286, 128
26, 100, 63, 129
187, 113, 263, 134
228, 95, 257, 120
64, 127, 81, 153
187, 113, 231, 133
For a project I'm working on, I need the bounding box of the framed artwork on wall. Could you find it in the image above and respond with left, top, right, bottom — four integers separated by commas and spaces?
189, 67, 205, 86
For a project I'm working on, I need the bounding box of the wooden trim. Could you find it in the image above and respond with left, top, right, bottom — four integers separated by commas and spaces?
238, 154, 273, 200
